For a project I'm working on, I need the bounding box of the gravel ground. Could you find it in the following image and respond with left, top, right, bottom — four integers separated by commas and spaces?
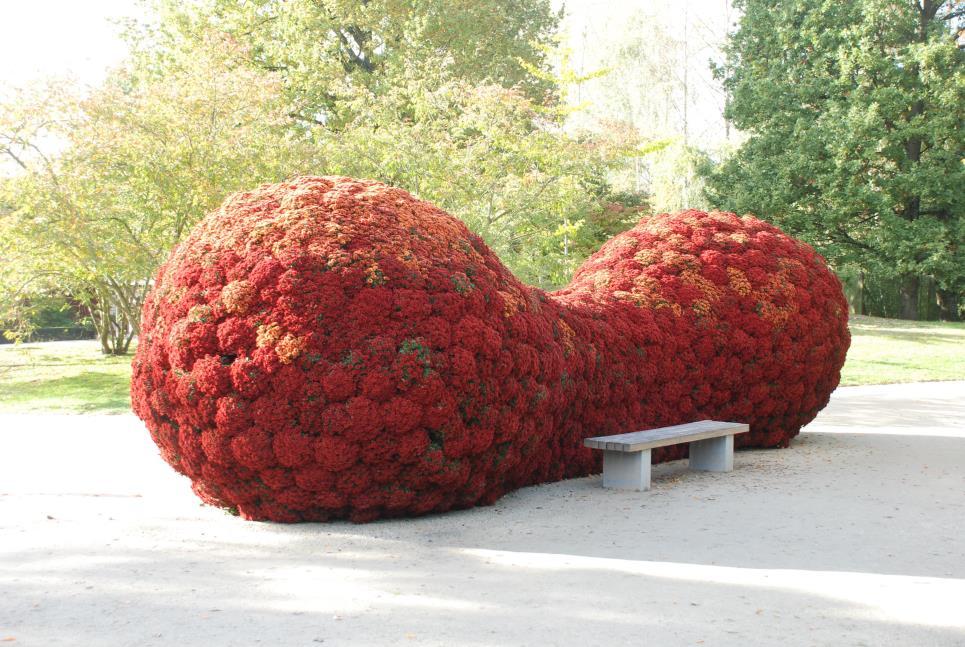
1, 381, 963, 647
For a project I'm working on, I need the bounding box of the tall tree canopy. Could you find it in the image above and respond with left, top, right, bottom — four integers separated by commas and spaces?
707, 0, 964, 319
143, 0, 562, 128
0, 40, 311, 353
132, 0, 640, 288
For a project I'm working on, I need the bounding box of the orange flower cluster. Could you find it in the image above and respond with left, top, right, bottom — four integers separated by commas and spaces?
132, 177, 850, 522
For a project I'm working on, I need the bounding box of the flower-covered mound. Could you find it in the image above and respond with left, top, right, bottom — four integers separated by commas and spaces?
132, 176, 850, 522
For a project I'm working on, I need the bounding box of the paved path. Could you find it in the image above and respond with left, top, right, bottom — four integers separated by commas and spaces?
1, 381, 964, 646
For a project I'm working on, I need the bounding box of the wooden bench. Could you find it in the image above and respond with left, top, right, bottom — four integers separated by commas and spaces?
584, 420, 749, 491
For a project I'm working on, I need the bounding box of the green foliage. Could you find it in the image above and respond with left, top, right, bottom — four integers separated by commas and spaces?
133, 2, 643, 288
706, 0, 964, 320
141, 0, 562, 128
644, 139, 712, 214
0, 38, 314, 353
0, 293, 91, 343
840, 266, 954, 321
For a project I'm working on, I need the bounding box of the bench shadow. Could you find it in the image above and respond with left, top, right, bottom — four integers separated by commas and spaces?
3, 389, 965, 645
3, 494, 963, 647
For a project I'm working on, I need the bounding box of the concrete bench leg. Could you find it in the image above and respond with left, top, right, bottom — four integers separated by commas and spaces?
602, 449, 651, 491
689, 435, 734, 472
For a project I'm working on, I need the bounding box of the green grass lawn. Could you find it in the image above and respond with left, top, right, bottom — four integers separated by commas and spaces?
0, 340, 134, 414
841, 315, 965, 386
0, 315, 962, 414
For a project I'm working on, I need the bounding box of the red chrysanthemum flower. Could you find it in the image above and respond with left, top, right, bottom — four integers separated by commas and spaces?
132, 176, 850, 522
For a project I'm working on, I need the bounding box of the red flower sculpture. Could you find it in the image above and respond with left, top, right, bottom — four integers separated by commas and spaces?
132, 176, 850, 522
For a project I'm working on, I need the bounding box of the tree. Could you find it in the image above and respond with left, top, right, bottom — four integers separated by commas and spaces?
0, 39, 312, 353
131, 3, 643, 289
706, 0, 964, 320
137, 0, 562, 128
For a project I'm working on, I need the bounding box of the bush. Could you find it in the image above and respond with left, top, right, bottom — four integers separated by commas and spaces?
131, 176, 850, 522
1, 295, 95, 344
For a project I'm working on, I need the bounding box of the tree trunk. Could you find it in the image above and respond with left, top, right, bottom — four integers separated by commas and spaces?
899, 274, 920, 320
895, 4, 929, 322
937, 288, 960, 322
857, 270, 865, 315
81, 282, 139, 355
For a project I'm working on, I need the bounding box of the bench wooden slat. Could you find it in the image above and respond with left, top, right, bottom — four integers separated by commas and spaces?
584, 420, 749, 453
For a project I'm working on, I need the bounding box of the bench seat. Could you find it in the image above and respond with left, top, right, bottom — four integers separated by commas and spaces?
584, 420, 749, 491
